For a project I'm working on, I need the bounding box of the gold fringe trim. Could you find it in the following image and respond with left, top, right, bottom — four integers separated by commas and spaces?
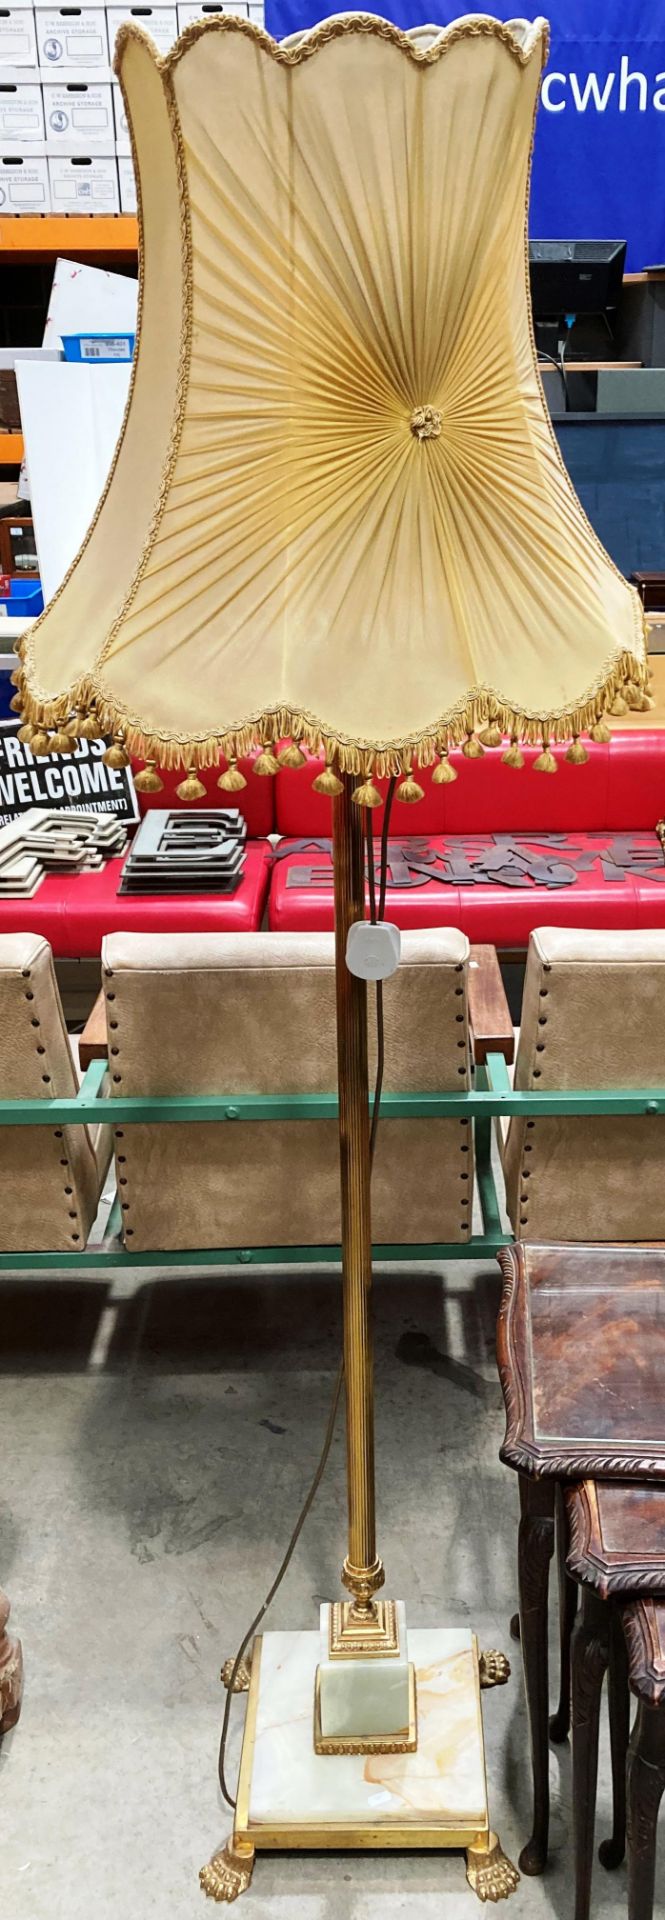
15, 649, 651, 782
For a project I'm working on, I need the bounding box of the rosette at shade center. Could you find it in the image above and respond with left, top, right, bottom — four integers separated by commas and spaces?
19, 13, 648, 776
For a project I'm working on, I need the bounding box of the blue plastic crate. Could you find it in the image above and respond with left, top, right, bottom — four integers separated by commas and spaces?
62, 333, 135, 364
0, 579, 44, 618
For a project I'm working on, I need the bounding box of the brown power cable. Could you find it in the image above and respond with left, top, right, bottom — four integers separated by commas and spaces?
218, 776, 398, 1809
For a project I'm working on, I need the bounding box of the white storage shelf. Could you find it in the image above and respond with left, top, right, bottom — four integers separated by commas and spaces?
0, 0, 265, 210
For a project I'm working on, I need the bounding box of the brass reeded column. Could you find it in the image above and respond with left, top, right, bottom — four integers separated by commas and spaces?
333, 774, 385, 1618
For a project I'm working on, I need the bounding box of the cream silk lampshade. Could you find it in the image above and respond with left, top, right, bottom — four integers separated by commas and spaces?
16, 11, 649, 781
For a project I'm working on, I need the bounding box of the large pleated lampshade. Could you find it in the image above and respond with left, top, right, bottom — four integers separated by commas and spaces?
18, 11, 649, 778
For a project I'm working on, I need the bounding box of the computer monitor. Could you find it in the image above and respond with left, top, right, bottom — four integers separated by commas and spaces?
529, 240, 627, 321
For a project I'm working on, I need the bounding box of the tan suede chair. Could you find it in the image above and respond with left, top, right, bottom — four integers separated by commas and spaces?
101, 929, 475, 1252
501, 927, 665, 1241
0, 933, 111, 1251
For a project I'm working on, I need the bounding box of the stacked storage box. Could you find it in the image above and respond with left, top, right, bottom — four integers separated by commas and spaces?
109, 1, 265, 214
0, 0, 49, 211
0, 0, 266, 215
107, 3, 178, 211
39, 8, 119, 214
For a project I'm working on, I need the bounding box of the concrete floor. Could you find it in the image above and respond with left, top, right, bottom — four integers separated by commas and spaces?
1, 1252, 660, 1920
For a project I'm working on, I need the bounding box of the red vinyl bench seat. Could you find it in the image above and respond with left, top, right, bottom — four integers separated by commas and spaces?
0, 843, 272, 959
268, 831, 665, 944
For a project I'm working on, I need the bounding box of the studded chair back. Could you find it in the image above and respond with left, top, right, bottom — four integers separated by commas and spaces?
502, 927, 665, 1241
101, 928, 474, 1252
0, 932, 109, 1250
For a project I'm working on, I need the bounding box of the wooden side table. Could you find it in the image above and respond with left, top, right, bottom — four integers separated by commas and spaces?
497, 1242, 665, 1875
565, 1482, 665, 1920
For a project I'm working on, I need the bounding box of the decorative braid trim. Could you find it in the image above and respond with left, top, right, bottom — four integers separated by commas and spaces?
114, 12, 551, 77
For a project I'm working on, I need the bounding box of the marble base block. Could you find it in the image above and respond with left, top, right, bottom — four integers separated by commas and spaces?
317, 1599, 411, 1738
240, 1627, 489, 1846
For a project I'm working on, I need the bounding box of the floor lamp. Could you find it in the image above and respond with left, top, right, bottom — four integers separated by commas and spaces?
18, 8, 650, 1904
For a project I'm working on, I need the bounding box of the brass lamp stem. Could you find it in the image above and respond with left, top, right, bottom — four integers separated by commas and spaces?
333, 776, 385, 1614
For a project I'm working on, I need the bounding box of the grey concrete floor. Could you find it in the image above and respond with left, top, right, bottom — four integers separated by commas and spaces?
1, 1253, 660, 1920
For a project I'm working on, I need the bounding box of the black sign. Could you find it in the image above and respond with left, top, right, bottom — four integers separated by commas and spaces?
0, 722, 138, 828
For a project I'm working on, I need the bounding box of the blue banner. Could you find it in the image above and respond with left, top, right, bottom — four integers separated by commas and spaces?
263, 2, 665, 270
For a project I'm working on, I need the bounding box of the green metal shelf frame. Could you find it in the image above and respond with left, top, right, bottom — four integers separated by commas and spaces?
1, 1050, 663, 1272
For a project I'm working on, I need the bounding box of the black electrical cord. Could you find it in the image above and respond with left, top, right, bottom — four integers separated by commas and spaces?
366, 776, 397, 1162
218, 1358, 344, 1806
216, 774, 397, 1811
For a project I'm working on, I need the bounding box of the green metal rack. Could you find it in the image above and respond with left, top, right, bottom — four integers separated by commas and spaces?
1, 1050, 663, 1272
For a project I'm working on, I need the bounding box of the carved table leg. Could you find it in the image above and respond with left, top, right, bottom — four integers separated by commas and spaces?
0, 1588, 23, 1734
627, 1700, 665, 1920
517, 1472, 555, 1875
599, 1605, 629, 1871
550, 1484, 578, 1744
572, 1586, 611, 1920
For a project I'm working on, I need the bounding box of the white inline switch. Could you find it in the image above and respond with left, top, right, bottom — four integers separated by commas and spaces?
346, 920, 401, 981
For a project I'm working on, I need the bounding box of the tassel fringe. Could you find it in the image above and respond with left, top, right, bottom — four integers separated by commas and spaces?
352, 779, 382, 809
396, 775, 425, 803
566, 737, 589, 766
176, 767, 207, 801
133, 762, 164, 793
103, 734, 130, 769
533, 737, 557, 774
278, 742, 307, 770
502, 738, 524, 770
218, 758, 247, 792
49, 727, 75, 754
253, 747, 280, 776
432, 753, 457, 784
30, 730, 52, 756
312, 764, 344, 796
14, 648, 651, 783
624, 683, 654, 712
